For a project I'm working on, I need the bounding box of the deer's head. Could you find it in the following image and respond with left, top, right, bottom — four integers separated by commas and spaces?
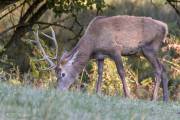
32, 27, 78, 91
55, 50, 79, 91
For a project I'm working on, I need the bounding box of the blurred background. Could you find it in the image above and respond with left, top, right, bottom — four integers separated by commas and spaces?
0, 0, 179, 101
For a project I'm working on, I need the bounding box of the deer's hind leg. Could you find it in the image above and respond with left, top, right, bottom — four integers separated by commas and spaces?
96, 58, 104, 93
142, 46, 169, 101
112, 53, 131, 98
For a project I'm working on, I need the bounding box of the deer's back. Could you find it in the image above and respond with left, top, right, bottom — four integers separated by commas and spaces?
86, 15, 167, 55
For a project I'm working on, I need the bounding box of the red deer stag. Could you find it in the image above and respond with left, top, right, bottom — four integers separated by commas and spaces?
33, 15, 169, 101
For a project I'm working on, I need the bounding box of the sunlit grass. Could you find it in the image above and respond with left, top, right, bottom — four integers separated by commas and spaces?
0, 83, 180, 120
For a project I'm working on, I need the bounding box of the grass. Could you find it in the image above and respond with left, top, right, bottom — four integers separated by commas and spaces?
0, 83, 180, 120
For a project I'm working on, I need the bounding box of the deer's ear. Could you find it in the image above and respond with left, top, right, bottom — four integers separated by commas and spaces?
59, 50, 69, 65
68, 51, 79, 64
61, 51, 69, 60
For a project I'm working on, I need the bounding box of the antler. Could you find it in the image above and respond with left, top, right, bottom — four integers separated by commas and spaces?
33, 27, 58, 70
40, 27, 58, 60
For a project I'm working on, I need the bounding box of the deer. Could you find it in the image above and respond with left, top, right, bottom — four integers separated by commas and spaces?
32, 15, 169, 102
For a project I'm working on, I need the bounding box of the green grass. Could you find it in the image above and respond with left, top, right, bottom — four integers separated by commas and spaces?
0, 83, 180, 120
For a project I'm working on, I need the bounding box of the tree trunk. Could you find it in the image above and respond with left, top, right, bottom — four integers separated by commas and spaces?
3, 1, 47, 73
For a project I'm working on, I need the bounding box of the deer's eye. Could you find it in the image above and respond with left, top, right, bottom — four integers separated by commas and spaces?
61, 73, 65, 77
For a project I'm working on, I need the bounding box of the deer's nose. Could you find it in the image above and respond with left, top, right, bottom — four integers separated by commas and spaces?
57, 83, 68, 91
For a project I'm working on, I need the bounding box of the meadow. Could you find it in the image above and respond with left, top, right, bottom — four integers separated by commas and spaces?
0, 83, 180, 120
0, 0, 180, 119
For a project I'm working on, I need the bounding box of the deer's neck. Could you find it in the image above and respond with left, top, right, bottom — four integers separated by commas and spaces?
71, 35, 93, 74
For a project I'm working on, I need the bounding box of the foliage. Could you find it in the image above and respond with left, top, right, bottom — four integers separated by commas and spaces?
0, 83, 180, 120
0, 0, 180, 101
84, 59, 123, 96
47, 0, 106, 16
0, 0, 107, 72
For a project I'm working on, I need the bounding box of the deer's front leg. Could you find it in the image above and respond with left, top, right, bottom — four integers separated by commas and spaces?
113, 54, 131, 98
96, 58, 104, 93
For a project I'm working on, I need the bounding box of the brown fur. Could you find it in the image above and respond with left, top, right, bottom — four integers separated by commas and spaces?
58, 15, 169, 101
61, 15, 167, 73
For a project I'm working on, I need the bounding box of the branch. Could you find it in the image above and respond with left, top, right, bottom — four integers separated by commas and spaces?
0, 23, 29, 37
36, 14, 84, 42
0, 0, 20, 11
31, 21, 83, 41
0, 19, 74, 38
167, 0, 180, 16
20, 0, 26, 19
72, 13, 83, 27
0, 1, 47, 56
0, 0, 26, 21
19, 0, 41, 23
0, 0, 43, 37
34, 21, 74, 31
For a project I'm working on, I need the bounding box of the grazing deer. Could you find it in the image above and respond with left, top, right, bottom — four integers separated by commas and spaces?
33, 15, 169, 101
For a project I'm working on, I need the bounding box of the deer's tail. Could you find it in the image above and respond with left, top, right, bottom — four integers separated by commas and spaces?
162, 23, 168, 44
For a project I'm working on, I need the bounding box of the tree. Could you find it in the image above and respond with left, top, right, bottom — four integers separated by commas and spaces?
0, 0, 106, 73
0, 0, 179, 73
166, 0, 180, 16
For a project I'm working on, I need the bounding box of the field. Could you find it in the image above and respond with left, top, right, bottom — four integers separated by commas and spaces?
0, 83, 180, 120
0, 0, 180, 120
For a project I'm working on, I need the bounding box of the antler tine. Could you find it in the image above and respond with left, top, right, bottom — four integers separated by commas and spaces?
34, 30, 56, 70
50, 27, 58, 60
40, 27, 58, 60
